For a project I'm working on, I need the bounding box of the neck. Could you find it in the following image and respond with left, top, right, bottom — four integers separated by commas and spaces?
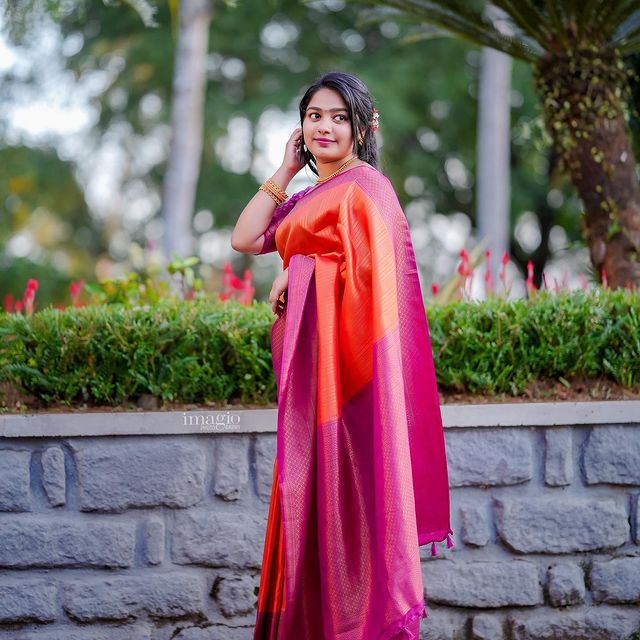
316, 154, 358, 181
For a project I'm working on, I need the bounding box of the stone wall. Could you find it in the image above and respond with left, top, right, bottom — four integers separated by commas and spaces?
0, 402, 639, 640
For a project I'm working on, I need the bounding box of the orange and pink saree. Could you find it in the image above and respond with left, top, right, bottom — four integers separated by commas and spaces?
253, 164, 452, 640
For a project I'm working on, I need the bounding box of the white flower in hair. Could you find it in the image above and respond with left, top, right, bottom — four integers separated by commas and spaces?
371, 107, 380, 132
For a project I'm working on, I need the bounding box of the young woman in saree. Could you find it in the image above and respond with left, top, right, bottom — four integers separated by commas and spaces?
231, 71, 453, 640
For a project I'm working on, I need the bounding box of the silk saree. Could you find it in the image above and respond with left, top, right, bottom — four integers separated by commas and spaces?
253, 164, 453, 640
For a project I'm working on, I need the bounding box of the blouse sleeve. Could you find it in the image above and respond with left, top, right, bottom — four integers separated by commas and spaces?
255, 186, 314, 255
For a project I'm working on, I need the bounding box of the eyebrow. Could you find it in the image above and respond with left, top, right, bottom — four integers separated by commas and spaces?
306, 106, 348, 112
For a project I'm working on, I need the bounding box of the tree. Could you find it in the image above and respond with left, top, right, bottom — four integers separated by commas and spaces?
476, 5, 512, 280
161, 0, 213, 260
352, 0, 640, 289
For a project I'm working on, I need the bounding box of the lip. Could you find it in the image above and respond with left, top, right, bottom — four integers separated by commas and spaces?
314, 138, 335, 143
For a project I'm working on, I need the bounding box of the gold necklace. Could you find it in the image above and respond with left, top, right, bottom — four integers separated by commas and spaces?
316, 155, 359, 184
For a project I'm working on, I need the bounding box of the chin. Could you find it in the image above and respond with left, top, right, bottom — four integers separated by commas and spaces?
312, 148, 347, 162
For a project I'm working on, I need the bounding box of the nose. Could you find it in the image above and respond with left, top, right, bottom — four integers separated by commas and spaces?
317, 115, 332, 134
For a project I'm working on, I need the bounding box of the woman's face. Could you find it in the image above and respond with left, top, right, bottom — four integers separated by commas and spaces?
302, 87, 356, 164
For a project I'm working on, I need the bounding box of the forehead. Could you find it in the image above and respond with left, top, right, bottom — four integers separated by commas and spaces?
306, 87, 348, 111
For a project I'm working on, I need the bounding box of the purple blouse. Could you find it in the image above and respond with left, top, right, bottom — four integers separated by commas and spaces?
255, 186, 315, 255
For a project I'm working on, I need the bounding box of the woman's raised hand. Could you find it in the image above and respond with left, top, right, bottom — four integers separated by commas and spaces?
281, 128, 306, 175
269, 267, 289, 316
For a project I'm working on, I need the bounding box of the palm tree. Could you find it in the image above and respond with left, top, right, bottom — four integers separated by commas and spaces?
352, 0, 640, 289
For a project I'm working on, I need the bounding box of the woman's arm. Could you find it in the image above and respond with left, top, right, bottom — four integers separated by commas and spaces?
231, 128, 304, 254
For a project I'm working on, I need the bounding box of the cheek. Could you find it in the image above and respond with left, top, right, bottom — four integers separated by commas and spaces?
340, 127, 354, 145
302, 121, 313, 143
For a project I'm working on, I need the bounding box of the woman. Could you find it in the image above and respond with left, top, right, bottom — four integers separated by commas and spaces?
231, 71, 453, 640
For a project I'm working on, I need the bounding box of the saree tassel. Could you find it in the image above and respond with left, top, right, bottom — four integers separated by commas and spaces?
401, 627, 417, 640
431, 541, 438, 556
446, 533, 454, 549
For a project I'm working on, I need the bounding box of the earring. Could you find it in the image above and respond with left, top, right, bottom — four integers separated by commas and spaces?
358, 136, 363, 145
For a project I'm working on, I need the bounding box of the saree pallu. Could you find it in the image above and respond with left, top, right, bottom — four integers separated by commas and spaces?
253, 164, 452, 640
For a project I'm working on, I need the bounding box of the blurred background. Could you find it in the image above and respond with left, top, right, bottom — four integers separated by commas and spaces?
1, 0, 636, 308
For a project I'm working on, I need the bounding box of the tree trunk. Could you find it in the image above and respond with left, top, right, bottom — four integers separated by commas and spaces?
161, 0, 213, 262
571, 112, 640, 288
477, 45, 512, 282
536, 48, 640, 289
476, 5, 512, 283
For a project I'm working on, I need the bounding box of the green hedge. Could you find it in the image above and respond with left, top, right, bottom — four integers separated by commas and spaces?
0, 289, 638, 408
0, 300, 276, 407
428, 289, 639, 394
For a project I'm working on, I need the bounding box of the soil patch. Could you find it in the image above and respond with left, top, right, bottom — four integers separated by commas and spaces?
1, 377, 639, 414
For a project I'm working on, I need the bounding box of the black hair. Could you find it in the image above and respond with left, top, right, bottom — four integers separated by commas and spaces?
298, 71, 379, 177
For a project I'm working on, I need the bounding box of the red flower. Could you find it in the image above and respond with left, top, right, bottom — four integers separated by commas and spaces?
579, 272, 588, 291
3, 294, 14, 313
457, 248, 473, 278
484, 250, 494, 296
431, 283, 439, 296
70, 279, 85, 307
456, 248, 474, 299
525, 260, 537, 295
21, 279, 39, 315
601, 269, 608, 289
220, 261, 255, 305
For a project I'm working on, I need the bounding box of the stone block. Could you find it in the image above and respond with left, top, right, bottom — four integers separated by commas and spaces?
422, 608, 468, 640
214, 573, 258, 617
635, 494, 640, 545
591, 557, 640, 604
254, 435, 276, 502
174, 626, 253, 640
0, 516, 135, 568
0, 449, 31, 511
511, 607, 639, 640
583, 426, 640, 485
172, 510, 264, 569
0, 579, 57, 623
423, 560, 542, 608
72, 440, 206, 512
62, 573, 205, 622
546, 563, 585, 607
1, 625, 153, 640
544, 428, 573, 486
213, 436, 249, 501
459, 503, 491, 547
445, 430, 532, 487
143, 517, 164, 565
472, 613, 504, 640
495, 497, 628, 553
41, 446, 66, 507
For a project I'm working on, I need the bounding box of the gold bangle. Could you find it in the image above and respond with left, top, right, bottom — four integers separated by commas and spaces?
265, 178, 288, 202
259, 184, 283, 205
259, 181, 287, 205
